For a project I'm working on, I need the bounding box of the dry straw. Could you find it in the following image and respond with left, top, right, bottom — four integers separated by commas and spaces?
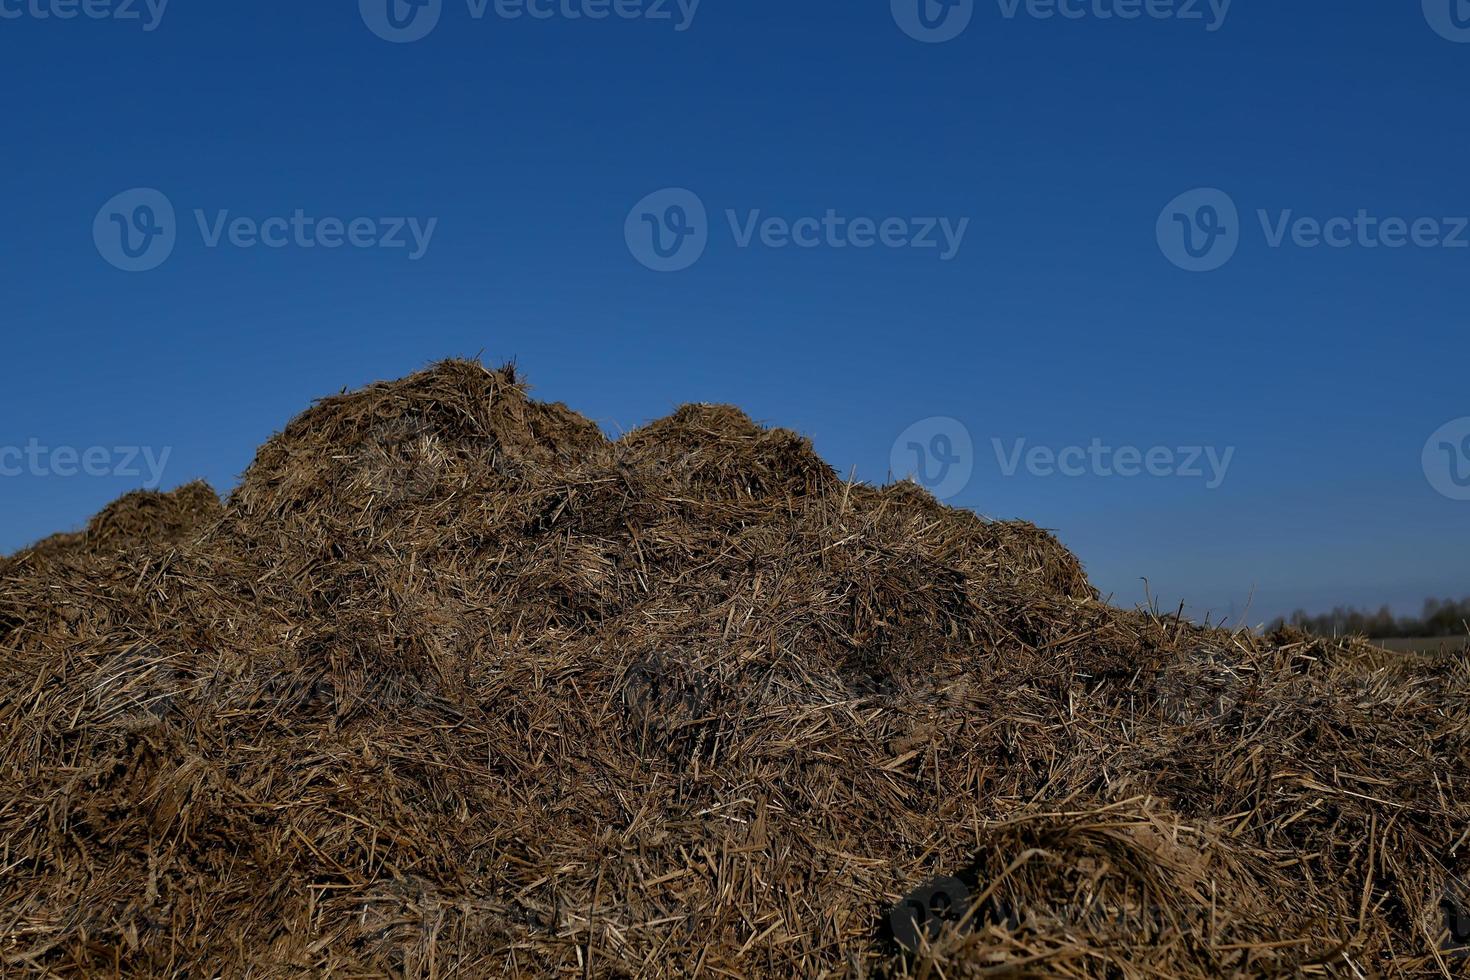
1, 360, 1466, 977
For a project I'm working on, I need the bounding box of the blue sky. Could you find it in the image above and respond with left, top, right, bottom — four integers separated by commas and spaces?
2, 0, 1466, 624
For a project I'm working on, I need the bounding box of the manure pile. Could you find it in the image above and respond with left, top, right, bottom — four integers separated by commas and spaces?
2, 360, 1468, 978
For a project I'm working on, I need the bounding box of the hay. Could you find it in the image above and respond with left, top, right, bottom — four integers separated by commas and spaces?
1, 482, 221, 575
1, 359, 1466, 977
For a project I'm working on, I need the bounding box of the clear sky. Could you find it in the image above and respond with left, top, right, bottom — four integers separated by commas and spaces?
2, 0, 1466, 625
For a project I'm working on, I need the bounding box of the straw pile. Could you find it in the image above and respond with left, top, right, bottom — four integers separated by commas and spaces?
2, 360, 1467, 977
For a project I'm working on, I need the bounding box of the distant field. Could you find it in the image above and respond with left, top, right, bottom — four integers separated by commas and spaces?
1374, 636, 1470, 654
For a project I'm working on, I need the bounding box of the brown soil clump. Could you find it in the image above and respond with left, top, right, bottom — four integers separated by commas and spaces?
1, 360, 1466, 977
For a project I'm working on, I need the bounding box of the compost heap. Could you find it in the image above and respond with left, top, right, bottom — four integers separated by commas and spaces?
2, 360, 1467, 978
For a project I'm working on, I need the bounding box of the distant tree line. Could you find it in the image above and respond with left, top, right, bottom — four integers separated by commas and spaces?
1271, 597, 1470, 639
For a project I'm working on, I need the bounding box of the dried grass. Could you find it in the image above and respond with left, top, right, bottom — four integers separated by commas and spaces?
1, 359, 1465, 978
